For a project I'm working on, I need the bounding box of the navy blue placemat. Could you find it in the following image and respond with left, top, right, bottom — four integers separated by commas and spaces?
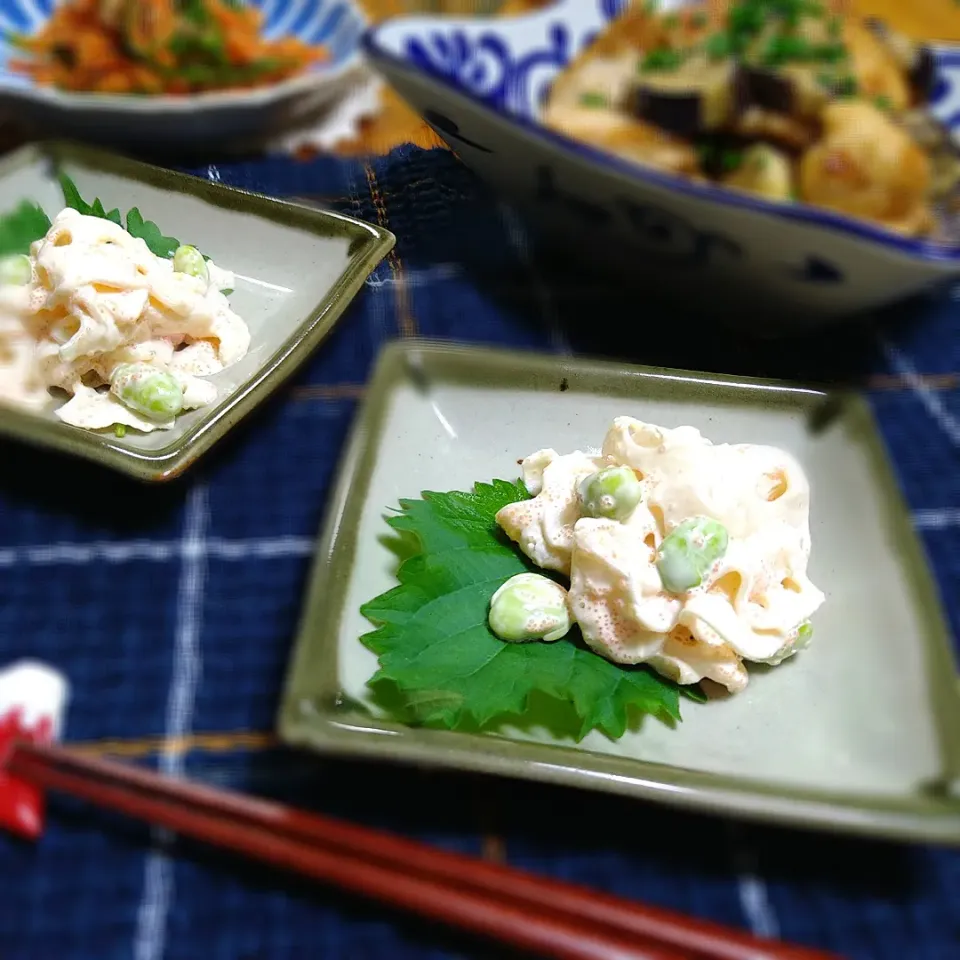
1, 144, 959, 960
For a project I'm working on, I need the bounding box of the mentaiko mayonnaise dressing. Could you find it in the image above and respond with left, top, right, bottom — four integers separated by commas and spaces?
0, 207, 250, 433
496, 417, 825, 693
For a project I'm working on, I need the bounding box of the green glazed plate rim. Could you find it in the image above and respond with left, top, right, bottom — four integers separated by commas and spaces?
278, 339, 960, 846
0, 140, 395, 482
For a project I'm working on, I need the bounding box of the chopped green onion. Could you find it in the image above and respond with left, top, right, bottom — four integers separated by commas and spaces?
834, 74, 858, 96
721, 149, 744, 172
760, 33, 814, 66
115, 424, 127, 438
178, 0, 210, 24
813, 41, 847, 63
874, 94, 892, 111
641, 0, 848, 74
639, 47, 685, 72
704, 32, 733, 60
728, 3, 765, 35
579, 91, 609, 108
816, 71, 858, 96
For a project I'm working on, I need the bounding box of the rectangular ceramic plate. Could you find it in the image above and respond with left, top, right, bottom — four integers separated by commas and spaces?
279, 340, 960, 844
0, 142, 394, 481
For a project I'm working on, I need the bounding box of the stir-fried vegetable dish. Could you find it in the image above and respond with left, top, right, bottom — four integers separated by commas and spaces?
542, 0, 960, 239
9, 0, 326, 95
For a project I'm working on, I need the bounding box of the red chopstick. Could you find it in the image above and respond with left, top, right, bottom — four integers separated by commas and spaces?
6, 742, 843, 960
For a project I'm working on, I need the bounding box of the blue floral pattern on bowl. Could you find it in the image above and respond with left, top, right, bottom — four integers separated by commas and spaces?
378, 0, 623, 119
363, 0, 960, 321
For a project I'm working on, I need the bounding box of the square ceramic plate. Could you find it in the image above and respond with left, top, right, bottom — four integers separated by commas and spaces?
0, 141, 394, 481
279, 340, 960, 844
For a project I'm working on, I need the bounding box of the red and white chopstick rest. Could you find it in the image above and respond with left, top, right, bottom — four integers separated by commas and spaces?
0, 661, 69, 839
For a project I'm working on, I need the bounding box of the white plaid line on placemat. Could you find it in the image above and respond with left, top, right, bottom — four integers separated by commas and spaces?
0, 536, 315, 567
134, 484, 209, 960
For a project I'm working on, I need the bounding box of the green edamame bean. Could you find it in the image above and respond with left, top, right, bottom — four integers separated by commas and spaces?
765, 619, 814, 665
0, 254, 32, 286
578, 465, 643, 522
172, 244, 208, 281
488, 573, 572, 644
656, 516, 729, 594
110, 363, 183, 422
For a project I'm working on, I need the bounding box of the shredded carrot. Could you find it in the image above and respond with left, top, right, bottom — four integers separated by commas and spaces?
10, 0, 327, 96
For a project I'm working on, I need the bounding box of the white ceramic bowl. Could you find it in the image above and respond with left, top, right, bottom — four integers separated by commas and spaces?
0, 0, 367, 149
363, 0, 960, 325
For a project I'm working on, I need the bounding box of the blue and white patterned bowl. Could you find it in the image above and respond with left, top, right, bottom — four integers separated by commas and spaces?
0, 0, 367, 149
364, 0, 960, 324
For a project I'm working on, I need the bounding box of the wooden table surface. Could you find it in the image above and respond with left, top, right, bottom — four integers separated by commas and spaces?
343, 0, 960, 157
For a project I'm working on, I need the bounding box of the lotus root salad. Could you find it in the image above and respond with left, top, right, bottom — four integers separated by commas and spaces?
490, 417, 825, 694
542, 0, 960, 240
0, 207, 250, 434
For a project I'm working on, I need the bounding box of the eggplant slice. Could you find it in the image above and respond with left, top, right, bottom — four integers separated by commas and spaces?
737, 65, 797, 115
899, 110, 960, 203
733, 106, 818, 152
632, 60, 825, 152
630, 57, 740, 139
735, 63, 834, 123
909, 47, 938, 104
863, 17, 937, 102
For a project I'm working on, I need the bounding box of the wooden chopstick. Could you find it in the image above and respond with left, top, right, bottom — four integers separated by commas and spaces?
6, 743, 842, 960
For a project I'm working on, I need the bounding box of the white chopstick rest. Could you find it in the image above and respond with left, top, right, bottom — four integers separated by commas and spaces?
0, 659, 69, 838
